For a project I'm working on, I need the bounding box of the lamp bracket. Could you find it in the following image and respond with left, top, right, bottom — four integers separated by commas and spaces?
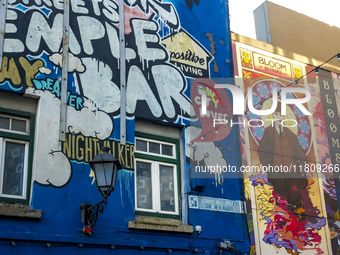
80, 198, 106, 228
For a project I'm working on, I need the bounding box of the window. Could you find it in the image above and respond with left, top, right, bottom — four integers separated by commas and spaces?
135, 132, 181, 218
0, 109, 35, 204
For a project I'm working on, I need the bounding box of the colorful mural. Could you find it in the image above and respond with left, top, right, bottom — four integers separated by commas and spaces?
0, 0, 233, 190
233, 42, 340, 255
0, 0, 203, 188
0, 0, 250, 254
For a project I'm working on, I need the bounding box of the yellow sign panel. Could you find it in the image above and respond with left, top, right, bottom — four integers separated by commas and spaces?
253, 52, 292, 80
162, 29, 212, 78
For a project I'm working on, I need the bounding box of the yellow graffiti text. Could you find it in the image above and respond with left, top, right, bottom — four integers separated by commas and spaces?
63, 133, 134, 170
0, 57, 43, 87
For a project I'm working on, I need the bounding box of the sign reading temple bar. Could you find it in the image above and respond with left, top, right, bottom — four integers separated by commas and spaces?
188, 195, 245, 214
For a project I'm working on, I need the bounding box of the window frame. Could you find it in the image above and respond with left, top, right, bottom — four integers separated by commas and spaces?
135, 131, 181, 219
0, 113, 30, 135
0, 107, 35, 205
0, 138, 29, 200
135, 137, 176, 159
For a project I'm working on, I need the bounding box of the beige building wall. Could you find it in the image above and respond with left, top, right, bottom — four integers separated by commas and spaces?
253, 1, 340, 74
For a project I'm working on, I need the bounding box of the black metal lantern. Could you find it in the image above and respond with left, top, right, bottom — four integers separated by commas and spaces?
89, 146, 122, 200
81, 146, 122, 234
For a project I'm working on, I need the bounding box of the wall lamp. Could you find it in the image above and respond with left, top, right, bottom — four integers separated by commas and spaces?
80, 146, 122, 235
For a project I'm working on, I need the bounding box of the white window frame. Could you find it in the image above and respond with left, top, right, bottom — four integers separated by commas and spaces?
0, 138, 29, 200
135, 137, 176, 159
135, 158, 179, 215
0, 113, 29, 135
135, 134, 180, 216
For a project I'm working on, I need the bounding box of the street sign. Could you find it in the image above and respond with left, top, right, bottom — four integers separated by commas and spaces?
188, 195, 245, 214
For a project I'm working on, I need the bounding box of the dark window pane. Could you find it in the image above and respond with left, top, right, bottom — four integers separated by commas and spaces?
136, 161, 152, 210
12, 119, 27, 133
0, 117, 9, 130
159, 165, 175, 212
136, 139, 147, 152
149, 142, 160, 154
162, 144, 173, 156
2, 142, 25, 196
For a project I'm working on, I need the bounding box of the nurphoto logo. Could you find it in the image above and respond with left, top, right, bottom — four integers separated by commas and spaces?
199, 83, 312, 129
200, 84, 311, 116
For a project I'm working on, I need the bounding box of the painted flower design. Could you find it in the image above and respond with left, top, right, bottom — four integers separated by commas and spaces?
257, 83, 268, 98
299, 120, 310, 135
298, 134, 309, 150
253, 127, 264, 140
252, 93, 259, 103
269, 82, 282, 95
248, 111, 259, 120
293, 106, 303, 117
252, 95, 261, 109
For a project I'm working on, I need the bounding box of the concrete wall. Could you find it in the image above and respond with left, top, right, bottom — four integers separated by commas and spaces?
254, 1, 340, 74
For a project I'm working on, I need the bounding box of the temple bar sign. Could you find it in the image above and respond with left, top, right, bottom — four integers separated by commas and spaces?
188, 195, 245, 214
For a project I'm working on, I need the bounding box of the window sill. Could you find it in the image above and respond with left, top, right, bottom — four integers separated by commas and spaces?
0, 203, 42, 219
128, 215, 193, 233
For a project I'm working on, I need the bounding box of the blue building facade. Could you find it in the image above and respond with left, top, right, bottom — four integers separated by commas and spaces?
0, 0, 250, 254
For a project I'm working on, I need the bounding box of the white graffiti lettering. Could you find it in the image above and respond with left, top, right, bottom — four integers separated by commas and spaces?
4, 0, 189, 122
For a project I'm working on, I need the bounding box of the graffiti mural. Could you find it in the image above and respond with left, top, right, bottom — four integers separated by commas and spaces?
0, 0, 219, 188
185, 0, 200, 9
0, 0, 254, 253
2, 0, 192, 119
233, 42, 338, 254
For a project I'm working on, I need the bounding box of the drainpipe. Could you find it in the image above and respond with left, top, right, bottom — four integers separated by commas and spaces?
119, 0, 126, 145
0, 0, 7, 70
59, 0, 70, 141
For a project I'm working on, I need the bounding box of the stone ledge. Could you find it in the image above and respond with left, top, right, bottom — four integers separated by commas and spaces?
128, 215, 193, 233
0, 203, 42, 219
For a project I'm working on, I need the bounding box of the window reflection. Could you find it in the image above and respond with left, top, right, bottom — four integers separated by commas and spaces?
136, 161, 152, 210
3, 142, 25, 196
159, 165, 175, 212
